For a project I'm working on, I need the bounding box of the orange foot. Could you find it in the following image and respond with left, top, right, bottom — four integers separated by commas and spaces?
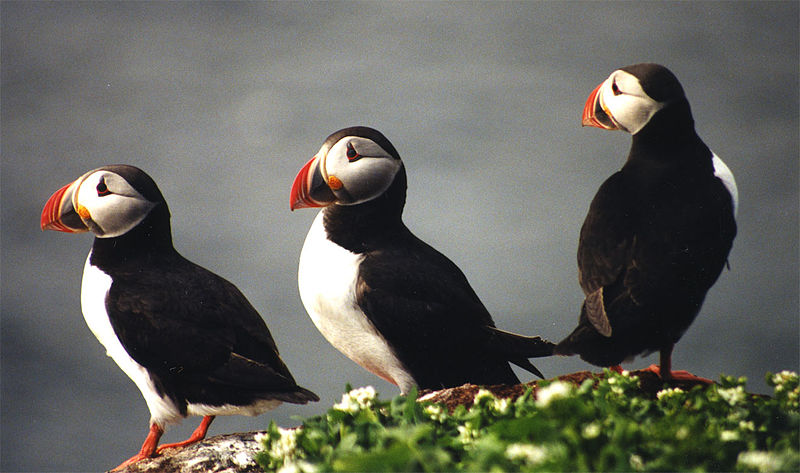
643, 364, 714, 384
156, 415, 215, 454
111, 423, 163, 471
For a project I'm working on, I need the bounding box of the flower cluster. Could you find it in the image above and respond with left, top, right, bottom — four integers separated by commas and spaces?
534, 380, 572, 407
331, 385, 377, 413
656, 386, 684, 400
257, 371, 799, 472
473, 388, 512, 414
505, 443, 547, 465
768, 370, 799, 410
716, 384, 747, 406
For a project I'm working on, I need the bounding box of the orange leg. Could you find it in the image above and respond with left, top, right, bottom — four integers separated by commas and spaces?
111, 423, 164, 471
642, 345, 713, 384
156, 415, 215, 453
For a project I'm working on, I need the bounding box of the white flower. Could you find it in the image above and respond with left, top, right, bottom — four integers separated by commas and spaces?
277, 460, 318, 473
457, 422, 478, 445
424, 404, 446, 422
737, 450, 785, 472
269, 427, 300, 460
474, 388, 495, 404
535, 381, 572, 407
771, 370, 798, 390
739, 420, 755, 431
333, 386, 377, 413
492, 397, 511, 414
505, 443, 547, 465
582, 422, 601, 439
717, 385, 746, 406
472, 389, 511, 414
656, 387, 685, 400
720, 430, 740, 442
277, 461, 302, 473
629, 454, 645, 471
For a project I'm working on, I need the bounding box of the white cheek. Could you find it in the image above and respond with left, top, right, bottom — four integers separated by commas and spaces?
342, 159, 400, 203
606, 93, 661, 135
327, 157, 401, 206
79, 193, 156, 238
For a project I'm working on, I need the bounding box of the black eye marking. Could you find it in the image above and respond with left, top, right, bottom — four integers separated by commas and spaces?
346, 142, 361, 162
97, 178, 111, 197
611, 80, 622, 96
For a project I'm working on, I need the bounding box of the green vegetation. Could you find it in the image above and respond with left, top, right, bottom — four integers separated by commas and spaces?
256, 370, 799, 472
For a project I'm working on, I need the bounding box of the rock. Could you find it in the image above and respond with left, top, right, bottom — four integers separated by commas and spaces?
419, 369, 713, 411
113, 431, 267, 473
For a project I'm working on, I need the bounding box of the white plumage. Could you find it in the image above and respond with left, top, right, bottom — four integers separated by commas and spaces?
297, 211, 415, 392
80, 251, 181, 426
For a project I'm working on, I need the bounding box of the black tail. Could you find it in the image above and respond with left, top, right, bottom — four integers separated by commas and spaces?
487, 326, 555, 379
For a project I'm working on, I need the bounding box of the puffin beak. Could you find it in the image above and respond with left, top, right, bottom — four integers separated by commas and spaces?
290, 155, 337, 210
41, 179, 89, 233
581, 82, 617, 130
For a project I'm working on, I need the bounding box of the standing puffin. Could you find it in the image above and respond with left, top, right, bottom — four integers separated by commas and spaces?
41, 165, 318, 470
554, 64, 738, 381
290, 126, 554, 393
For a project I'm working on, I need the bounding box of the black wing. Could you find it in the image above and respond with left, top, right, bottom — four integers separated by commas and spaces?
105, 253, 317, 406
356, 228, 549, 390
557, 163, 737, 365
577, 171, 637, 296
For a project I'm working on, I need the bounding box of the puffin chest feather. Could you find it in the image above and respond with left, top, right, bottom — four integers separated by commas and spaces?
80, 251, 182, 425
297, 212, 415, 392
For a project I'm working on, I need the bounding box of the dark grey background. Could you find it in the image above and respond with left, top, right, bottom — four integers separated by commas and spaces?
2, 2, 797, 471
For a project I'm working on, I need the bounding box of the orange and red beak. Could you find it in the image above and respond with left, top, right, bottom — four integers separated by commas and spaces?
581, 81, 617, 130
290, 155, 336, 210
41, 179, 89, 233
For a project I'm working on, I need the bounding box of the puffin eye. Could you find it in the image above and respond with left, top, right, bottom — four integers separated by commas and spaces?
611, 80, 622, 96
96, 178, 111, 197
346, 142, 361, 162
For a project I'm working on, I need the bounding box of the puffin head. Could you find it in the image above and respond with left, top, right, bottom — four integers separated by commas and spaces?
41, 164, 167, 238
582, 63, 686, 135
290, 126, 403, 210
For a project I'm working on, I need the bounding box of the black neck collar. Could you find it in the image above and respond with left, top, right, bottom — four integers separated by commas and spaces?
89, 203, 175, 269
322, 165, 408, 253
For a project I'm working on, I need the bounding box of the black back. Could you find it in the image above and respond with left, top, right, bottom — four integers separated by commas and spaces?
556, 89, 737, 366
323, 161, 530, 390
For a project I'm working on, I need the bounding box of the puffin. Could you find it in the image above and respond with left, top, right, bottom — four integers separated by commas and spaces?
554, 63, 738, 381
290, 126, 554, 393
40, 165, 318, 470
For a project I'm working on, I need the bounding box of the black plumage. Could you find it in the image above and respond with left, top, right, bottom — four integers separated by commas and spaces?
555, 64, 737, 376
326, 167, 546, 389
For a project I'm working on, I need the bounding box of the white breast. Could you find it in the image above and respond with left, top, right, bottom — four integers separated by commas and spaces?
297, 211, 415, 393
711, 152, 738, 218
80, 252, 182, 426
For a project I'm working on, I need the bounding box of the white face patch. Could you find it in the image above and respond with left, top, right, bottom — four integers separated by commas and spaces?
321, 136, 402, 205
711, 152, 738, 217
600, 70, 664, 135
74, 170, 157, 238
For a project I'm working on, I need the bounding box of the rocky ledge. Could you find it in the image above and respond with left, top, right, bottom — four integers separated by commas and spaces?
115, 369, 711, 472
